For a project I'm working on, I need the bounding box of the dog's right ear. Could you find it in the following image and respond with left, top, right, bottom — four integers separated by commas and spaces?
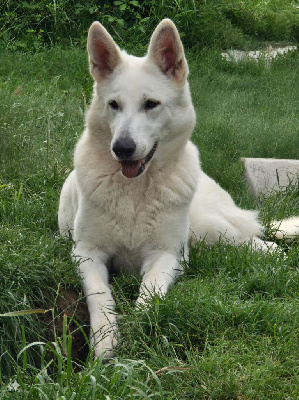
87, 22, 121, 82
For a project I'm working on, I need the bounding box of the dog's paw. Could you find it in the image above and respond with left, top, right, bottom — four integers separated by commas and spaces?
90, 331, 117, 360
136, 294, 152, 309
95, 344, 114, 360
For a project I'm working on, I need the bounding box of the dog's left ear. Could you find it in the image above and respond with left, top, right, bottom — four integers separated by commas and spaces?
147, 19, 187, 85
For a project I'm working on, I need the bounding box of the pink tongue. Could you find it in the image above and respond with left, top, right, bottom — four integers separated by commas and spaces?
121, 160, 141, 178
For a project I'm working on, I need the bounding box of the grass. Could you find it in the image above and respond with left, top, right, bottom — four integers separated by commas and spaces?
189, 50, 299, 201
0, 46, 299, 399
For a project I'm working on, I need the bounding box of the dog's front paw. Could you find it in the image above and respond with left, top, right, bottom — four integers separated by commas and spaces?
136, 294, 151, 309
90, 331, 117, 359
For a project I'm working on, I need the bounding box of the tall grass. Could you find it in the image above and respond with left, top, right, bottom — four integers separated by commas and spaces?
0, 46, 298, 398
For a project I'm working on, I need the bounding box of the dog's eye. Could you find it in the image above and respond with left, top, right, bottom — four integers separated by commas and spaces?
144, 100, 160, 111
109, 100, 119, 110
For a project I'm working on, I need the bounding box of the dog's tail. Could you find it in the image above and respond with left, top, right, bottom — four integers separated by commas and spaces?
271, 217, 299, 242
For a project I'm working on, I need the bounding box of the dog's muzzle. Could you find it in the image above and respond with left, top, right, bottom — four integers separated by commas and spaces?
114, 141, 158, 178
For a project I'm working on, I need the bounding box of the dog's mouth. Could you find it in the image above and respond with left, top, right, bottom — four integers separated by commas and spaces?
120, 142, 158, 179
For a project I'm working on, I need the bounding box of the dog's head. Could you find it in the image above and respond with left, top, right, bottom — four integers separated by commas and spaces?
87, 19, 196, 178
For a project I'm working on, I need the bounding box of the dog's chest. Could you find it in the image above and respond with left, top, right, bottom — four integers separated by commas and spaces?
89, 170, 193, 250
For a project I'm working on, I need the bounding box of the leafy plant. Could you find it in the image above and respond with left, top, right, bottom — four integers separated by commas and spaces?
1, 0, 299, 51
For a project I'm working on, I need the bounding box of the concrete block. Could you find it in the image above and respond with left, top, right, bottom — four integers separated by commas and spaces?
241, 158, 299, 197
222, 46, 297, 64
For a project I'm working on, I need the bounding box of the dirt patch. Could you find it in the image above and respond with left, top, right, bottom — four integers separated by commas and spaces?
40, 286, 90, 364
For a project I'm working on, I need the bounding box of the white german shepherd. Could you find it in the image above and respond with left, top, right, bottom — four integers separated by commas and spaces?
58, 19, 299, 357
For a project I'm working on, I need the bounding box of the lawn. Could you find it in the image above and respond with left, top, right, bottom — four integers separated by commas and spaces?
0, 46, 299, 399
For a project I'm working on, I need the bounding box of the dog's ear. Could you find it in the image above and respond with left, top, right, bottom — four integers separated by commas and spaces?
147, 19, 187, 85
87, 22, 121, 82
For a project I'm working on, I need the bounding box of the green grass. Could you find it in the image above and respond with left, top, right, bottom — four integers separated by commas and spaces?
189, 50, 299, 200
0, 47, 299, 399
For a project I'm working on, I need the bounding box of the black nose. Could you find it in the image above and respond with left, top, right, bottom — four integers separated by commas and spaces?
112, 137, 136, 159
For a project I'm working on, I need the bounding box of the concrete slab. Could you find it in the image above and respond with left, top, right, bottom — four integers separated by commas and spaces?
241, 158, 299, 197
222, 46, 297, 64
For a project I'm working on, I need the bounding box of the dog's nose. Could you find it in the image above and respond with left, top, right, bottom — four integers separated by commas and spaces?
112, 137, 136, 159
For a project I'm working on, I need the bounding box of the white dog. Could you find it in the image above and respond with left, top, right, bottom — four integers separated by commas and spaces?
58, 19, 299, 358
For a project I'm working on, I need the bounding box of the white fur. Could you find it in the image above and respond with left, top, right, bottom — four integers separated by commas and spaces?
58, 19, 299, 358
271, 217, 299, 242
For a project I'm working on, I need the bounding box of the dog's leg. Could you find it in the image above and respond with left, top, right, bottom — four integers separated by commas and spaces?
136, 252, 183, 306
73, 247, 117, 358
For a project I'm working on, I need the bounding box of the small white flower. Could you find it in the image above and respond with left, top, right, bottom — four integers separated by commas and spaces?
7, 380, 20, 392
